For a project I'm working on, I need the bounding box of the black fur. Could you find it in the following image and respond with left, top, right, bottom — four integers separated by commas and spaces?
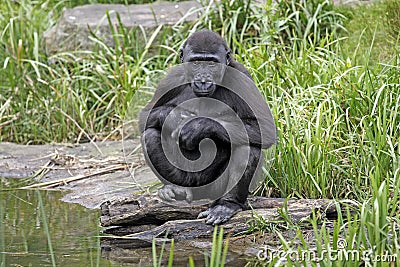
139, 30, 276, 225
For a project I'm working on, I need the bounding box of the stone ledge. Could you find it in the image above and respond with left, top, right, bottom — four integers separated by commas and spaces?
43, 0, 380, 54
44, 1, 202, 54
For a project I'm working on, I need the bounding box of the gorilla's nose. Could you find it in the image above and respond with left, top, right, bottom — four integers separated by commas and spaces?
194, 81, 212, 92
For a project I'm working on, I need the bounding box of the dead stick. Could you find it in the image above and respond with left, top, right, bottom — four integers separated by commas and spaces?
20, 164, 129, 189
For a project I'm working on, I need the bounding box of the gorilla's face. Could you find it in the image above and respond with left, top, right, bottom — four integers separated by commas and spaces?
188, 60, 223, 97
180, 37, 230, 97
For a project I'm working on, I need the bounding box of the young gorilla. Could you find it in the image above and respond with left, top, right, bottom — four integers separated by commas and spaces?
139, 30, 276, 225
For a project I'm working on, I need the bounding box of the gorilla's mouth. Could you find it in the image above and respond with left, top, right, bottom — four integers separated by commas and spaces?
194, 91, 211, 97
192, 81, 215, 97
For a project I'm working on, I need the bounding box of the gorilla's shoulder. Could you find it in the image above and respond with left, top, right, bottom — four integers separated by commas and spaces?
229, 60, 253, 80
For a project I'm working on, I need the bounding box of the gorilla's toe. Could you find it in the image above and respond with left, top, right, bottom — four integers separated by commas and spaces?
198, 203, 242, 225
158, 185, 193, 202
158, 185, 175, 202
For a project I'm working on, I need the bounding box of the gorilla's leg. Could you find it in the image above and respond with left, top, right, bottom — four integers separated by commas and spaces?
198, 145, 263, 225
142, 128, 193, 202
142, 128, 178, 176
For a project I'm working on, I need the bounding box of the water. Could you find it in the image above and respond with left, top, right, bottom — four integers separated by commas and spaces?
0, 179, 123, 267
0, 179, 251, 267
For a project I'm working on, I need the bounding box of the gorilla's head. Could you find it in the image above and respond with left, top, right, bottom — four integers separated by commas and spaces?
180, 30, 231, 97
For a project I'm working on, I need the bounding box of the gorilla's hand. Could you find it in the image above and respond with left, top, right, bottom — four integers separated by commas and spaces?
178, 119, 204, 150
158, 107, 177, 130
158, 184, 193, 203
197, 202, 242, 225
145, 106, 174, 130
178, 118, 219, 150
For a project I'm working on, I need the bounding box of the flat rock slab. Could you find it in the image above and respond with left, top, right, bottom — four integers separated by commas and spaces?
44, 0, 202, 54
0, 140, 158, 208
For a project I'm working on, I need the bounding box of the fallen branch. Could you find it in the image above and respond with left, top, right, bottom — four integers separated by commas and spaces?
20, 164, 129, 189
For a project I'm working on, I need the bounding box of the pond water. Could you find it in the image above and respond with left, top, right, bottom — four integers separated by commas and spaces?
0, 179, 250, 267
0, 179, 119, 267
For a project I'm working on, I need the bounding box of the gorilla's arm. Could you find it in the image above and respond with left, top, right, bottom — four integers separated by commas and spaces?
178, 117, 263, 150
139, 106, 164, 130
178, 117, 226, 150
138, 83, 187, 133
176, 80, 269, 149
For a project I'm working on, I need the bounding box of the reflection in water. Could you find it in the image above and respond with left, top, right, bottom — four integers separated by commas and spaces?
0, 179, 119, 267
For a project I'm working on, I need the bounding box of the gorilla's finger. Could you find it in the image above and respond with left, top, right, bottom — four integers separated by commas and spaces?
185, 189, 193, 203
205, 218, 214, 225
205, 213, 221, 225
197, 209, 210, 219
158, 190, 167, 201
206, 213, 213, 223
171, 128, 179, 139
165, 189, 175, 200
158, 188, 175, 202
211, 216, 224, 225
205, 216, 214, 225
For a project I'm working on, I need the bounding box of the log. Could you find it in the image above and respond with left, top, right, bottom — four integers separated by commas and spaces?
100, 194, 338, 248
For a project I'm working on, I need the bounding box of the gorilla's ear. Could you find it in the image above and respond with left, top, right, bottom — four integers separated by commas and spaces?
226, 49, 231, 65
179, 48, 184, 63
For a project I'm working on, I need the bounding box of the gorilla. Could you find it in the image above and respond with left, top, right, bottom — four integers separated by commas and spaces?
139, 29, 276, 225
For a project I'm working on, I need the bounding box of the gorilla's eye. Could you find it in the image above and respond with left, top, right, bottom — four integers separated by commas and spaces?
191, 61, 201, 70
208, 62, 216, 67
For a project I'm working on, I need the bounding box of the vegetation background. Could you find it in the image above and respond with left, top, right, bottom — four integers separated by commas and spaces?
0, 0, 399, 266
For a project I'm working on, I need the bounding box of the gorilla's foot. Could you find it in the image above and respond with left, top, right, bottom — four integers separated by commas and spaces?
197, 202, 242, 225
157, 184, 193, 203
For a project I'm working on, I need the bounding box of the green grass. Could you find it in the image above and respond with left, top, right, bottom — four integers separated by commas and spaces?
152, 227, 228, 267
0, 0, 181, 143
1, 0, 400, 266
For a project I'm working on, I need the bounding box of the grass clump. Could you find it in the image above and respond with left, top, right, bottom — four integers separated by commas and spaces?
386, 0, 400, 39
152, 227, 229, 267
0, 0, 183, 143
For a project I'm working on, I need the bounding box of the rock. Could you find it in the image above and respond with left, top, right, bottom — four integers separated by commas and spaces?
44, 1, 202, 54
0, 140, 158, 208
